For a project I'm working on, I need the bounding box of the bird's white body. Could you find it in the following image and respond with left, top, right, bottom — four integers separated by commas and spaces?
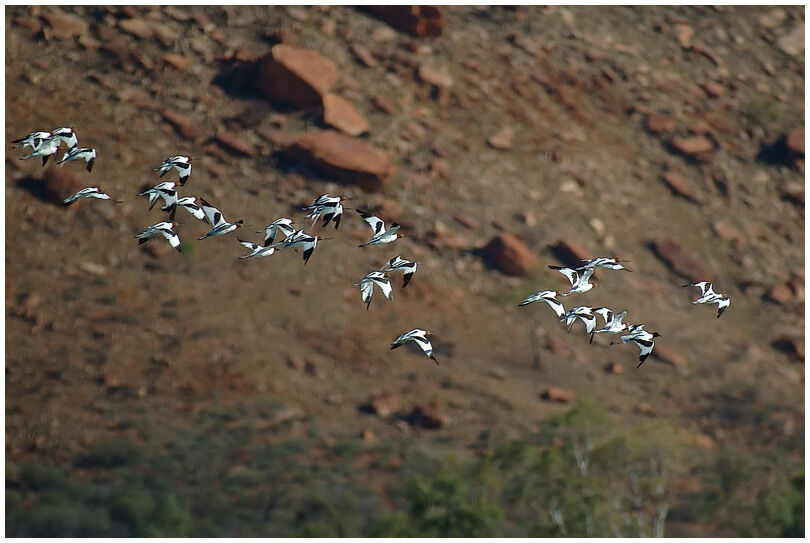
391, 328, 437, 363
518, 289, 565, 319
380, 255, 418, 288
352, 271, 393, 310
136, 221, 181, 251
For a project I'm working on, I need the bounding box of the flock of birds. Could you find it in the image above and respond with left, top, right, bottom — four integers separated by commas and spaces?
13, 127, 437, 363
14, 126, 732, 370
518, 259, 731, 367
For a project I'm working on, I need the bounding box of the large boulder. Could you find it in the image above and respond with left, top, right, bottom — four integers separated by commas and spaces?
482, 234, 539, 276
364, 6, 443, 37
255, 44, 339, 108
283, 130, 396, 191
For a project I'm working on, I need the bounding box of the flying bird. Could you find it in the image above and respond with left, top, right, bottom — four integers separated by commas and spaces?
380, 255, 418, 288
11, 130, 51, 151
57, 146, 96, 172
560, 305, 597, 334
282, 229, 326, 264
63, 186, 121, 206
518, 290, 565, 319
589, 308, 629, 344
136, 221, 181, 252
19, 135, 61, 166
549, 265, 595, 296
236, 239, 278, 259
578, 257, 632, 272
611, 327, 661, 368
155, 155, 192, 186
683, 281, 731, 318
256, 217, 296, 247
164, 196, 207, 222
138, 181, 177, 211
391, 328, 437, 364
198, 198, 243, 239
357, 209, 402, 247
51, 127, 79, 151
303, 194, 350, 229
352, 271, 393, 310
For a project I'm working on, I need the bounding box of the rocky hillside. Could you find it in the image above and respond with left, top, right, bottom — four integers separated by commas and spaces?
5, 6, 804, 537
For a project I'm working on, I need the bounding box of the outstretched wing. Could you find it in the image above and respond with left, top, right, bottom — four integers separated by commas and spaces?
200, 198, 226, 228
357, 209, 386, 235
412, 334, 437, 362
551, 266, 579, 286
371, 276, 393, 301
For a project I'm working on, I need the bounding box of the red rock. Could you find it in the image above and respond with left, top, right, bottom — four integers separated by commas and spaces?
215, 132, 256, 157
652, 237, 709, 281
78, 34, 100, 50
700, 81, 724, 97
670, 136, 714, 160
767, 283, 794, 305
771, 336, 803, 360
350, 44, 378, 67
712, 220, 745, 246
163, 53, 190, 71
404, 401, 448, 429
691, 39, 723, 66
540, 387, 574, 403
364, 392, 401, 417
40, 167, 81, 204
646, 113, 675, 134
482, 234, 539, 276
781, 185, 804, 207
786, 128, 804, 156
151, 22, 178, 47
256, 127, 298, 147
636, 403, 654, 416
159, 107, 202, 141
287, 356, 306, 370
418, 64, 453, 88
652, 345, 688, 368
373, 95, 397, 115
118, 18, 153, 39
674, 24, 694, 48
662, 170, 696, 201
364, 6, 444, 37
323, 94, 370, 136
550, 239, 591, 268
694, 433, 715, 450
488, 126, 515, 150
42, 8, 88, 40
605, 362, 624, 375
283, 130, 395, 191
255, 44, 339, 108
15, 16, 41, 33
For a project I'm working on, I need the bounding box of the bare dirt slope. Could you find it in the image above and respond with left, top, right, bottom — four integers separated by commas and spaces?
5, 5, 805, 537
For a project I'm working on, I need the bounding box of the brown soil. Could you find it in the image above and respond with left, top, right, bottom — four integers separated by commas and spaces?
5, 5, 805, 536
